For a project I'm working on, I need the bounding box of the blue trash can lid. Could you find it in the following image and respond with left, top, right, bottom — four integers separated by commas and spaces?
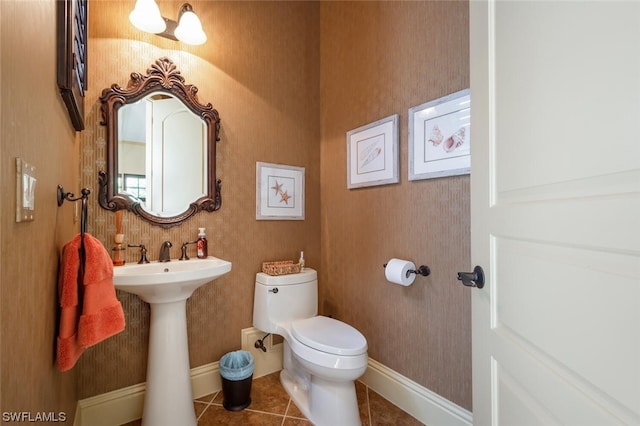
220, 350, 254, 380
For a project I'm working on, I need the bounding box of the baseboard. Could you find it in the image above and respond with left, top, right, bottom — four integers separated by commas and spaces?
73, 328, 283, 426
73, 381, 145, 426
74, 327, 471, 426
360, 358, 472, 426
240, 327, 284, 377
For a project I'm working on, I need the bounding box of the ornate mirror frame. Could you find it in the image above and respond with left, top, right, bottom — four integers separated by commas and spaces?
99, 57, 221, 227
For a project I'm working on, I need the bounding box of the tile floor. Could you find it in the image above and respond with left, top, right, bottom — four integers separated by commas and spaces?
122, 371, 424, 425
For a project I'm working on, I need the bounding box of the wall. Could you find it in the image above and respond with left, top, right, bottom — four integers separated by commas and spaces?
0, 0, 471, 416
319, 1, 472, 410
78, 1, 321, 398
0, 0, 79, 421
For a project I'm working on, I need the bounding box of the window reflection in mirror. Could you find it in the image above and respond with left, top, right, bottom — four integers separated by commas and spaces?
117, 94, 207, 217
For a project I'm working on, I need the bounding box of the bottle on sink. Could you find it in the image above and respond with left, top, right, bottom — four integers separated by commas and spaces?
197, 228, 208, 259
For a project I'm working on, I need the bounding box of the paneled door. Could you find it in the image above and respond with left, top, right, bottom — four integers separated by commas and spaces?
470, 1, 639, 424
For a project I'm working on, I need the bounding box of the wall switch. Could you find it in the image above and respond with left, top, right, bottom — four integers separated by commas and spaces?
16, 157, 36, 222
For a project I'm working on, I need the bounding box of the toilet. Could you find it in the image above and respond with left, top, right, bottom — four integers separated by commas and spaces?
253, 268, 368, 426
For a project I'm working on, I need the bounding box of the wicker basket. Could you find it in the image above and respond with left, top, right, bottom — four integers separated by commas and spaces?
262, 260, 301, 276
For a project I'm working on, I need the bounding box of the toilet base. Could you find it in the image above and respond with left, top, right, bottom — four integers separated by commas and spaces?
280, 369, 361, 426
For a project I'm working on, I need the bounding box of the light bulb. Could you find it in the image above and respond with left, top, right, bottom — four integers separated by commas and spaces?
129, 0, 166, 34
174, 9, 207, 45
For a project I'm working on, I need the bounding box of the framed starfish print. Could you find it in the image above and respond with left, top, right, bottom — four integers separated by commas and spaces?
256, 162, 305, 220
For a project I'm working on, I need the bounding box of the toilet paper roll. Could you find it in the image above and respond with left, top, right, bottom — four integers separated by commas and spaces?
385, 258, 416, 286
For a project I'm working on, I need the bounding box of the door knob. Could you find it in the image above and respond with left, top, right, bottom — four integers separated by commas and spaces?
457, 266, 485, 289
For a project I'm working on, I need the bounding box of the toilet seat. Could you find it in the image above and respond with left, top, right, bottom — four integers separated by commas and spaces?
291, 316, 367, 356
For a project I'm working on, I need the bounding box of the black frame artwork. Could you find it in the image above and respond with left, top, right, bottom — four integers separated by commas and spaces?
56, 0, 88, 131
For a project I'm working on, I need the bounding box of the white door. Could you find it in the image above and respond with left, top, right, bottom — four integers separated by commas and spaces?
149, 97, 207, 214
470, 1, 640, 425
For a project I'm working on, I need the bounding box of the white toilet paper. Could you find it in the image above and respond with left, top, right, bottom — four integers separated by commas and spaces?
384, 258, 416, 286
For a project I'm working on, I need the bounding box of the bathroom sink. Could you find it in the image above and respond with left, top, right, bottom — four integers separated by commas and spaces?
114, 256, 232, 303
112, 256, 232, 426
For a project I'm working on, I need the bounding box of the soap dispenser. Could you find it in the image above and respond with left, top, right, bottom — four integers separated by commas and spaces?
197, 228, 208, 259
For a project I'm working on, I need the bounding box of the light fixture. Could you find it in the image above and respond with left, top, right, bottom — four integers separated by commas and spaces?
129, 0, 166, 34
129, 1, 207, 46
174, 4, 207, 45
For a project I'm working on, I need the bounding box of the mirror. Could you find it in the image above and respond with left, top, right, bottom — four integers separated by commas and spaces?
99, 57, 221, 227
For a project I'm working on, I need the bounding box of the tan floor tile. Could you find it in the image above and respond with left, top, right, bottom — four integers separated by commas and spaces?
282, 417, 312, 426
356, 380, 371, 425
195, 400, 211, 419
198, 404, 284, 426
213, 372, 289, 416
244, 372, 290, 415
368, 388, 424, 426
196, 393, 218, 404
119, 371, 419, 426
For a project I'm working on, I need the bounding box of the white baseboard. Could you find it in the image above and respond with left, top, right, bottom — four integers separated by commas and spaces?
74, 327, 471, 426
360, 358, 472, 426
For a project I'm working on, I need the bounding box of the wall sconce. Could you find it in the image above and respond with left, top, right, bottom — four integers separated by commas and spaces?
129, 1, 207, 46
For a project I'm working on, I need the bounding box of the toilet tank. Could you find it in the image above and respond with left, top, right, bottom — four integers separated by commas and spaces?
253, 268, 318, 333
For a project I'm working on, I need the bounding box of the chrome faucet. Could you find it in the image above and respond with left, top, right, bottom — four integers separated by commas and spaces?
158, 241, 173, 262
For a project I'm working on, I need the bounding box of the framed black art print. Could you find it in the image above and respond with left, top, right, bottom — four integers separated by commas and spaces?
57, 0, 88, 131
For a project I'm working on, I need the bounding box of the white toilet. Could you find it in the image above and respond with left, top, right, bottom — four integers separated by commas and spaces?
253, 268, 368, 426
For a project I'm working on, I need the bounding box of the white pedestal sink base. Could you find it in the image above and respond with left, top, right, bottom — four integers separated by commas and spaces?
113, 257, 232, 426
142, 300, 197, 426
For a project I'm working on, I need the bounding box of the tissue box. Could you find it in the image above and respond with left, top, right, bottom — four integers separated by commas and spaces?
262, 261, 301, 276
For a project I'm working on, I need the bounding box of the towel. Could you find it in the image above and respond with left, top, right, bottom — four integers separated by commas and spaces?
57, 233, 126, 371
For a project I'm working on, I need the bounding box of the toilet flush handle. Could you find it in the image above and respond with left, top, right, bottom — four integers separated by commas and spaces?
269, 287, 279, 294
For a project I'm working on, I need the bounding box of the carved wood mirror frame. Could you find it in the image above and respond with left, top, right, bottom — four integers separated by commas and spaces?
99, 57, 221, 227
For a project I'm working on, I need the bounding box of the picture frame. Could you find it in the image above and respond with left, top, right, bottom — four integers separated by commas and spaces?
57, 0, 88, 131
408, 89, 470, 180
256, 162, 305, 220
346, 114, 399, 189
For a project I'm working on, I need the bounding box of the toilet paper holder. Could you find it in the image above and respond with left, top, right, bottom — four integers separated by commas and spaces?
382, 263, 431, 278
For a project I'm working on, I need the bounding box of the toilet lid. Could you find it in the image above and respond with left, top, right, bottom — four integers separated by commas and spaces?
291, 316, 367, 356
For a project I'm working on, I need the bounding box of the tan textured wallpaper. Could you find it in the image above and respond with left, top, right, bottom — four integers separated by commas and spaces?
1, 0, 79, 419
319, 1, 472, 409
78, 1, 321, 398
0, 0, 470, 420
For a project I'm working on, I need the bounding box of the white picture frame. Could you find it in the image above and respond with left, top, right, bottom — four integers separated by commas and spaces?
256, 162, 305, 220
408, 89, 471, 180
346, 114, 399, 189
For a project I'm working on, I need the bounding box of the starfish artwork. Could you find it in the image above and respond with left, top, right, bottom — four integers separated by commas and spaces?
258, 163, 304, 220
279, 190, 291, 204
271, 180, 284, 196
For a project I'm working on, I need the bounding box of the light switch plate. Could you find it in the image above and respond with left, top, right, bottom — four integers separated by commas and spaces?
16, 157, 36, 222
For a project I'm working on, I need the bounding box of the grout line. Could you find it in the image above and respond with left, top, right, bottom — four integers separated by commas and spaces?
366, 384, 372, 425
195, 392, 217, 421
207, 402, 287, 419
281, 399, 292, 426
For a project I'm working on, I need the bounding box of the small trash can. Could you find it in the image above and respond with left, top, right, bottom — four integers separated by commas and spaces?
219, 350, 255, 411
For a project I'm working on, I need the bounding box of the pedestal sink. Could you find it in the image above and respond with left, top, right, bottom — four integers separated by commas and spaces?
113, 257, 232, 426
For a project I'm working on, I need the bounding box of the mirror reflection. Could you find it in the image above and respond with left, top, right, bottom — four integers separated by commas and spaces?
99, 57, 221, 227
117, 93, 207, 217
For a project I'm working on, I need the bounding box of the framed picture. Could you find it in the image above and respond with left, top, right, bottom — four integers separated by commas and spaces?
256, 162, 305, 220
346, 114, 399, 189
57, 0, 88, 131
408, 89, 470, 180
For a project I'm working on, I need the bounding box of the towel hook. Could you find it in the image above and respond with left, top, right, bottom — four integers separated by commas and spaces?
57, 185, 90, 206
57, 185, 91, 236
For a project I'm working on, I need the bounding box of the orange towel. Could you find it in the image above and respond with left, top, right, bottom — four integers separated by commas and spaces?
57, 233, 126, 371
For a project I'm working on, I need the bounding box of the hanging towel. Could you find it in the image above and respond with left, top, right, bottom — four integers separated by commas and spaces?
57, 233, 126, 371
